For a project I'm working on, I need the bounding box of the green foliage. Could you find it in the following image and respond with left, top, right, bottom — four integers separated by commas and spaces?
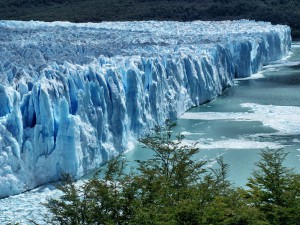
245, 149, 300, 225
45, 122, 300, 225
137, 120, 205, 191
46, 157, 137, 224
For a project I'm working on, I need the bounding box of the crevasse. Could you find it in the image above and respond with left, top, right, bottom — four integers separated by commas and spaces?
0, 20, 291, 198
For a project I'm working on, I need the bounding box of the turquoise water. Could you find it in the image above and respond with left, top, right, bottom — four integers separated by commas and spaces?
125, 44, 300, 187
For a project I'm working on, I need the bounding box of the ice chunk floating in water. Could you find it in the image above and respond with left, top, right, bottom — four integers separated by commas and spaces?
0, 20, 291, 197
180, 103, 300, 135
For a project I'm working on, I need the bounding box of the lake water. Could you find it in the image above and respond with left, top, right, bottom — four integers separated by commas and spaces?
125, 43, 300, 187
1, 43, 300, 224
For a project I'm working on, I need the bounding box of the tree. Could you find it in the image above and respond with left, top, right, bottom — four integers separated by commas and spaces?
132, 120, 206, 224
45, 156, 138, 225
246, 149, 300, 225
45, 121, 285, 225
45, 121, 222, 224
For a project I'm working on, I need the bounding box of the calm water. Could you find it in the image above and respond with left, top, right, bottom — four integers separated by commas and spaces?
1, 43, 300, 224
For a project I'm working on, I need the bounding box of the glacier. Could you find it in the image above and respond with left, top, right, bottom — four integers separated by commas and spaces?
0, 20, 291, 198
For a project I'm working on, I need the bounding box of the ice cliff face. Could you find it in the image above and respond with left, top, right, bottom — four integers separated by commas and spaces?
0, 20, 291, 197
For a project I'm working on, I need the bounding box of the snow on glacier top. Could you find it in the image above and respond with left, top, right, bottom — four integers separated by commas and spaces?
0, 20, 288, 79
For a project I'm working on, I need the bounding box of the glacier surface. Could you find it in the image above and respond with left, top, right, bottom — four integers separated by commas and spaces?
0, 20, 291, 198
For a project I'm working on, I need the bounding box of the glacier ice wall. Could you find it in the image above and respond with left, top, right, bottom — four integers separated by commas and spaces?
0, 20, 291, 197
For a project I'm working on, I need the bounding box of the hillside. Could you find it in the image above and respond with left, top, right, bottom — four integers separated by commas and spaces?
0, 0, 299, 37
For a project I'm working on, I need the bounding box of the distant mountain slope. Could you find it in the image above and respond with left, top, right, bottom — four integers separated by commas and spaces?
0, 0, 299, 38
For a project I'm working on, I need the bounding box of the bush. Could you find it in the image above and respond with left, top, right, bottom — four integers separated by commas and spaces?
245, 149, 300, 225
45, 122, 300, 225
